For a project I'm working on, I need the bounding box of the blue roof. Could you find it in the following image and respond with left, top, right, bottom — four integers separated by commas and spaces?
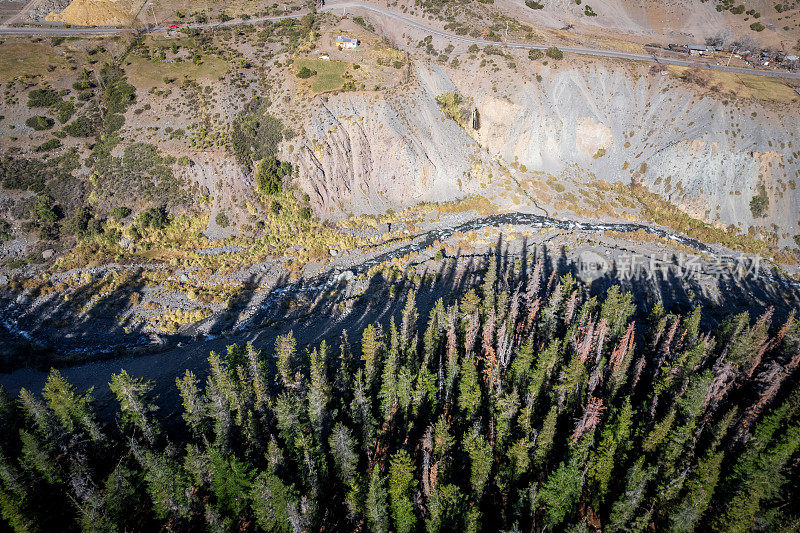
335, 36, 358, 43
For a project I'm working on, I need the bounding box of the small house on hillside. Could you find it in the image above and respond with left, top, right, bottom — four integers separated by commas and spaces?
336, 36, 360, 50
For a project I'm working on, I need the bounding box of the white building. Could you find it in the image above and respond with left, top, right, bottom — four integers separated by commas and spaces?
335, 36, 360, 50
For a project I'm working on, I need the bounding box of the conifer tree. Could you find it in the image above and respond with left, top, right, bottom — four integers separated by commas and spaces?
366, 465, 389, 533
176, 370, 205, 436
275, 331, 297, 388
400, 289, 418, 349
109, 370, 159, 444
207, 448, 254, 517
458, 351, 481, 419
308, 342, 330, 439
533, 402, 558, 468
251, 468, 297, 533
350, 368, 375, 453
329, 423, 358, 488
464, 427, 492, 500
361, 323, 382, 387
589, 398, 633, 503
539, 431, 593, 528
42, 369, 102, 441
388, 450, 416, 533
714, 393, 800, 532
607, 456, 657, 533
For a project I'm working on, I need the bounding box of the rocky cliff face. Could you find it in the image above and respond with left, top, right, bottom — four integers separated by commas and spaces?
294, 66, 490, 217
293, 63, 799, 242
465, 66, 799, 236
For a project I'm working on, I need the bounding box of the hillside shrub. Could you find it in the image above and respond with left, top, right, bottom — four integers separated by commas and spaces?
137, 206, 170, 230
545, 46, 563, 60
35, 139, 62, 152
254, 157, 291, 195
27, 88, 61, 108
0, 219, 12, 242
100, 64, 136, 114
231, 99, 284, 169
26, 116, 54, 130
296, 66, 316, 79
57, 101, 75, 124
105, 113, 125, 134
215, 211, 230, 228
110, 206, 131, 220
63, 116, 96, 137
750, 193, 769, 217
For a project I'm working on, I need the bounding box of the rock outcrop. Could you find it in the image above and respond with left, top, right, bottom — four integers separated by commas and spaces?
294, 66, 487, 217
292, 63, 799, 241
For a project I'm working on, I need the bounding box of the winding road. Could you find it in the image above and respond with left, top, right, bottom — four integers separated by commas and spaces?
1, 1, 799, 80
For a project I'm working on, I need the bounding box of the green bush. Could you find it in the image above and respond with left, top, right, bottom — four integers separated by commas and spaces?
27, 88, 61, 108
100, 64, 136, 114
35, 139, 62, 152
584, 5, 597, 16
110, 206, 131, 220
296, 66, 316, 79
528, 49, 543, 60
545, 47, 563, 60
750, 194, 769, 217
0, 156, 51, 191
353, 16, 375, 31
231, 99, 284, 169
57, 101, 75, 124
73, 79, 95, 91
750, 22, 765, 31
26, 116, 55, 130
105, 113, 125, 134
215, 211, 230, 228
254, 157, 291, 195
298, 206, 312, 220
137, 206, 170, 230
270, 200, 282, 215
436, 92, 466, 124
65, 205, 96, 237
63, 116, 96, 137
525, 0, 544, 9
0, 218, 12, 242
33, 193, 58, 222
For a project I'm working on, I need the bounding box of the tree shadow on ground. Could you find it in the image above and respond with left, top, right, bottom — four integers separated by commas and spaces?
2, 237, 798, 422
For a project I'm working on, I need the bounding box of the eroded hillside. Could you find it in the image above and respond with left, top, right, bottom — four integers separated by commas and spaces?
1, 10, 800, 365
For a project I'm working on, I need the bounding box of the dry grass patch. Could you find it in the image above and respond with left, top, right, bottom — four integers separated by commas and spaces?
668, 65, 799, 102
0, 41, 65, 81
294, 58, 349, 93
125, 55, 229, 88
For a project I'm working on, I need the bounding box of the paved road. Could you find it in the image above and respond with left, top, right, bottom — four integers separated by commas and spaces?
1, 0, 799, 81
323, 2, 800, 80
0, 12, 307, 35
